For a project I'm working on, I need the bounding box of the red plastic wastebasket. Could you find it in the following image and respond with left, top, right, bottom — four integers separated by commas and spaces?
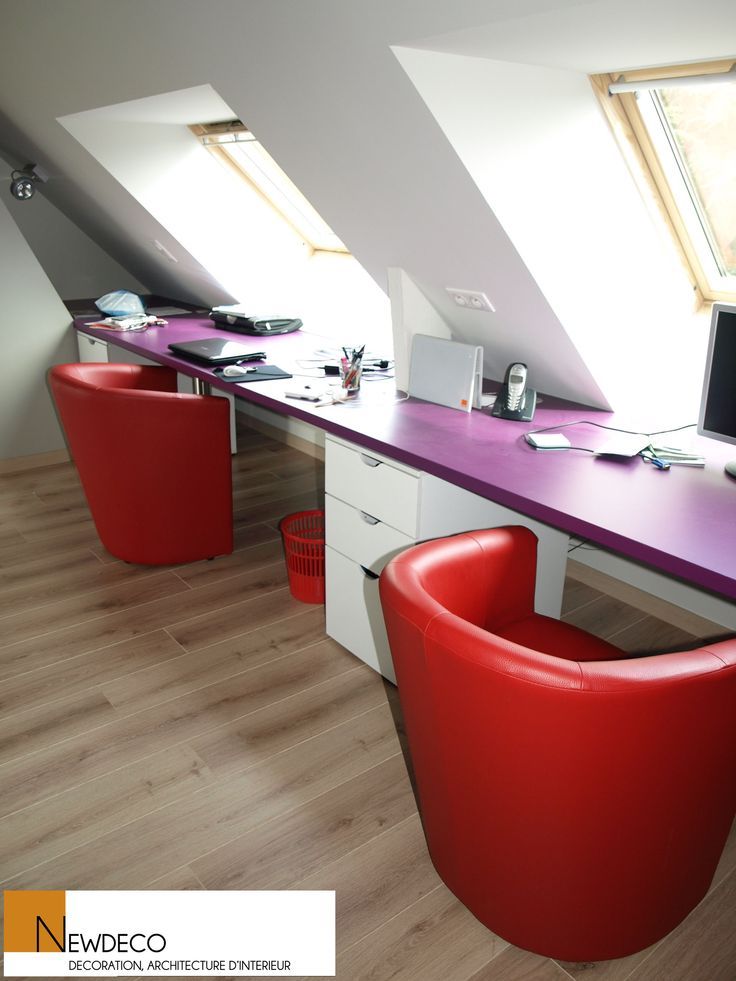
279, 509, 325, 603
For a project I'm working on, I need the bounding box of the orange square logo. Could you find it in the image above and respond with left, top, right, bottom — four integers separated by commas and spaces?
4, 891, 66, 952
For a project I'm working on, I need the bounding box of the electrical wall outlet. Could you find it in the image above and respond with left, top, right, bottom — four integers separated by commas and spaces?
445, 287, 495, 312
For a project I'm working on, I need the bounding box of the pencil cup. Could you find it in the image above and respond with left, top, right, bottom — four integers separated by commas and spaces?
340, 353, 363, 393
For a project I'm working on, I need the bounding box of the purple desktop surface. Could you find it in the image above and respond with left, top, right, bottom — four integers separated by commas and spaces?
75, 317, 736, 600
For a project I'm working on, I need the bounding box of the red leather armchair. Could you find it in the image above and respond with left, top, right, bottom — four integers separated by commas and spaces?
50, 363, 233, 565
379, 526, 736, 961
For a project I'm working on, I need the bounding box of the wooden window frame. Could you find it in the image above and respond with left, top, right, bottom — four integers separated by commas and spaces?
191, 121, 348, 256
590, 60, 736, 306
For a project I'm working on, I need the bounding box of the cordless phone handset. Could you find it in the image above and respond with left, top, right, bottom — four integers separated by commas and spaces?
491, 362, 537, 422
504, 363, 528, 412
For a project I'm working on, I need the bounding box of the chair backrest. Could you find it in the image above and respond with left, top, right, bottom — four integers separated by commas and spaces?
380, 526, 736, 960
49, 363, 233, 564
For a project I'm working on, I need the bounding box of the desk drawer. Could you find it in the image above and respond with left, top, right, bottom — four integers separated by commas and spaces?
325, 545, 396, 684
325, 437, 420, 536
77, 332, 109, 362
326, 494, 414, 574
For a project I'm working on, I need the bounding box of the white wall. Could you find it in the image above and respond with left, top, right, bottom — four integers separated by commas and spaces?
0, 0, 732, 451
59, 86, 393, 349
0, 0, 610, 405
392, 47, 703, 414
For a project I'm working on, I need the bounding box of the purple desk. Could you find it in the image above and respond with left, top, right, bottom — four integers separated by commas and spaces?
75, 317, 736, 602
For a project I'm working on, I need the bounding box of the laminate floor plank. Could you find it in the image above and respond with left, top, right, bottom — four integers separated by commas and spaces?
0, 469, 80, 504
560, 579, 604, 616
9, 516, 101, 549
191, 753, 415, 891
561, 594, 646, 640
0, 552, 176, 620
5, 502, 97, 536
335, 885, 508, 981
145, 866, 205, 890
171, 534, 283, 588
0, 562, 294, 680
293, 813, 442, 953
0, 639, 359, 817
1, 704, 402, 891
232, 474, 325, 510
0, 546, 103, 593
0, 630, 184, 719
608, 615, 699, 654
567, 558, 727, 637
102, 607, 328, 714
233, 490, 324, 530
0, 688, 119, 767
471, 948, 576, 980
0, 744, 214, 881
190, 666, 386, 779
266, 456, 325, 481
0, 569, 188, 652
164, 578, 305, 653
0, 531, 79, 568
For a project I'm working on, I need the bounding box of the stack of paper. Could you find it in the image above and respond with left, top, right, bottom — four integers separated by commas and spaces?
646, 446, 705, 467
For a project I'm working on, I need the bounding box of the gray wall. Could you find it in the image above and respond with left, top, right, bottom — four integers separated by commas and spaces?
5, 179, 146, 301
0, 193, 76, 460
0, 159, 145, 462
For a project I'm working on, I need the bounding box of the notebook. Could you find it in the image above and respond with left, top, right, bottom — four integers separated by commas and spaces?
168, 337, 266, 364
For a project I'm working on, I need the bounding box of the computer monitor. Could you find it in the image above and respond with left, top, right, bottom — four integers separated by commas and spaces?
698, 302, 736, 478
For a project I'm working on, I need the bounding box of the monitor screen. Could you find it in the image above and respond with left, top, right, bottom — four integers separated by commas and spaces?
698, 304, 736, 446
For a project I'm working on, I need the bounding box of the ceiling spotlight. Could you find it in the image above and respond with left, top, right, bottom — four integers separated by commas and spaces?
9, 164, 47, 201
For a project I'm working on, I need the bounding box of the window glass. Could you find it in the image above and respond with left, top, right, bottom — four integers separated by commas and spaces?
655, 84, 736, 277
198, 125, 347, 254
594, 63, 736, 302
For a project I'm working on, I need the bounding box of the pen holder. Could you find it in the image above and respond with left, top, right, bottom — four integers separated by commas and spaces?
340, 352, 363, 393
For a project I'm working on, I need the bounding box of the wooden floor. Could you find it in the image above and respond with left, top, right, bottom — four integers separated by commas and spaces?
1, 424, 735, 981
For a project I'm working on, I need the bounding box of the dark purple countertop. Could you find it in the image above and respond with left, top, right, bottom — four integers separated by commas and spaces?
75, 317, 736, 601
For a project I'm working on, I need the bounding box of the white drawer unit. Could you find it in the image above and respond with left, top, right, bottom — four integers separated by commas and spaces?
324, 434, 569, 684
325, 545, 396, 683
325, 494, 414, 575
76, 332, 158, 366
77, 331, 109, 362
325, 436, 420, 537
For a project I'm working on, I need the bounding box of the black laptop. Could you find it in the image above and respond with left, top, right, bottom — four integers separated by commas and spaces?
168, 337, 266, 365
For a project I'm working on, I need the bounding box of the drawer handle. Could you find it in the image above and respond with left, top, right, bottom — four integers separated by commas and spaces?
360, 565, 380, 580
359, 453, 381, 468
359, 511, 380, 525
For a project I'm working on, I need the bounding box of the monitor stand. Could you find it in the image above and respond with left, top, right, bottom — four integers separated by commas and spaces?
725, 461, 736, 479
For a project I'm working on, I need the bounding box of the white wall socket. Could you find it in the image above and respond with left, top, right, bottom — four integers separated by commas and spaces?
445, 287, 495, 312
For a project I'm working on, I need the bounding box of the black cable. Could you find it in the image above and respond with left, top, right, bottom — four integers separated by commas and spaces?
567, 539, 597, 554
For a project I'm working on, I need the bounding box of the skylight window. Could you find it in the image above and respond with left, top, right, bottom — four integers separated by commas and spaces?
193, 121, 347, 254
593, 61, 736, 303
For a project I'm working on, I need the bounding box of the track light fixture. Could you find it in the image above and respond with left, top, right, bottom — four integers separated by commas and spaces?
9, 163, 47, 201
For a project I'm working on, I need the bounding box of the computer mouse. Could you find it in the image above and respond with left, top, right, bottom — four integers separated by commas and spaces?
222, 364, 248, 377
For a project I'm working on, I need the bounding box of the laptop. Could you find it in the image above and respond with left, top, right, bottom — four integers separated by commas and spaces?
168, 337, 266, 365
